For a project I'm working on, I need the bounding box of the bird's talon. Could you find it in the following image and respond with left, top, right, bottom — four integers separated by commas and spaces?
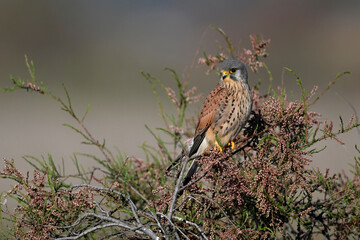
214, 142, 223, 152
228, 141, 235, 150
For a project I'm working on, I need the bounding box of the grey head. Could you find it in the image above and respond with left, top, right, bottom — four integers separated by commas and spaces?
219, 58, 248, 83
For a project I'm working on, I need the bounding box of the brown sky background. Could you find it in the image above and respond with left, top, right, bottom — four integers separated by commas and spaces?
1, 0, 360, 190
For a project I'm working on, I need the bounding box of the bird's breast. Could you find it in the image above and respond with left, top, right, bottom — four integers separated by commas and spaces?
214, 81, 252, 145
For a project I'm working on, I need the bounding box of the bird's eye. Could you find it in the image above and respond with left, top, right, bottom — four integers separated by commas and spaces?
229, 68, 236, 74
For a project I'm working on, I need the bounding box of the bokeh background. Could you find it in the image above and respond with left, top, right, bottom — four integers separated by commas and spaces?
1, 0, 360, 190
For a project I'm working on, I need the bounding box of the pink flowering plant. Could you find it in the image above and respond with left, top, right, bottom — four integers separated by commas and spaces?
1, 30, 359, 239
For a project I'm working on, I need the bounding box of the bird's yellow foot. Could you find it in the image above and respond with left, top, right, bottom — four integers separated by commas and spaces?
214, 141, 223, 152
228, 141, 235, 150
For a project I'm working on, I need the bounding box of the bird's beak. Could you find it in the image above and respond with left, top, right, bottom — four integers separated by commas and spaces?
221, 70, 230, 80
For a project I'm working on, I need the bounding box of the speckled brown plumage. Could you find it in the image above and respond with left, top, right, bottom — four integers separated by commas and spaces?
194, 80, 252, 154
179, 58, 253, 191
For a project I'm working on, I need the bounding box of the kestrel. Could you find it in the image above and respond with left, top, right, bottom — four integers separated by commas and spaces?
173, 58, 253, 194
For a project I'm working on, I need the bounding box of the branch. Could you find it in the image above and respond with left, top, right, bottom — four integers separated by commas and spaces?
57, 223, 140, 240
168, 155, 189, 219
56, 212, 158, 240
157, 212, 188, 240
193, 194, 236, 228
69, 184, 159, 238
173, 216, 209, 240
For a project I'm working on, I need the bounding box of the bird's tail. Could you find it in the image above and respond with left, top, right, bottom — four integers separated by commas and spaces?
167, 125, 210, 196
182, 160, 199, 187
178, 160, 200, 196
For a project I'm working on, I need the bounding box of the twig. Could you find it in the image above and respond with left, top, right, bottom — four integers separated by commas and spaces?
178, 169, 208, 193
128, 195, 141, 224
57, 223, 138, 240
71, 184, 153, 217
56, 212, 158, 240
92, 167, 151, 205
193, 194, 236, 228
157, 212, 189, 240
73, 187, 149, 214
148, 211, 168, 240
100, 226, 143, 240
175, 194, 205, 214
77, 119, 114, 162
309, 71, 350, 107
93, 200, 108, 216
168, 156, 189, 219
71, 184, 125, 198
335, 91, 360, 140
115, 175, 151, 205
174, 194, 191, 211
172, 216, 209, 240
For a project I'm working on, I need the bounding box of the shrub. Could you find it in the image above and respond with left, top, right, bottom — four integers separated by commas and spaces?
1, 30, 359, 239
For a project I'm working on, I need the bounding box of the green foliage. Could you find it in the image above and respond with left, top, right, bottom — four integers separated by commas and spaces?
1, 31, 360, 239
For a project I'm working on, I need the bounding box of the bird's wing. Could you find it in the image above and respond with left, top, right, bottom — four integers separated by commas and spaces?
188, 84, 228, 156
196, 83, 228, 134
196, 84, 227, 134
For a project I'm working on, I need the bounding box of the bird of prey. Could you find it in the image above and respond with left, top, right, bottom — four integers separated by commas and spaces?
171, 58, 253, 194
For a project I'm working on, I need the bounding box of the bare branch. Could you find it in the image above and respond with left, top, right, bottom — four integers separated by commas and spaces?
173, 216, 209, 240
68, 184, 159, 239
168, 155, 189, 219
56, 212, 159, 240
57, 223, 138, 240
157, 212, 189, 240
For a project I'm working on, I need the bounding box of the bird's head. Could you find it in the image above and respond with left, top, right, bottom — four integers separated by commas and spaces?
219, 58, 248, 84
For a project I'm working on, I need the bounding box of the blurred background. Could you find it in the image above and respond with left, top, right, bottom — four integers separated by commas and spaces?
1, 0, 360, 187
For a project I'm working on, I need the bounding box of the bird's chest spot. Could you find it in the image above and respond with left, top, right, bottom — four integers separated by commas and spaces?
217, 97, 238, 128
